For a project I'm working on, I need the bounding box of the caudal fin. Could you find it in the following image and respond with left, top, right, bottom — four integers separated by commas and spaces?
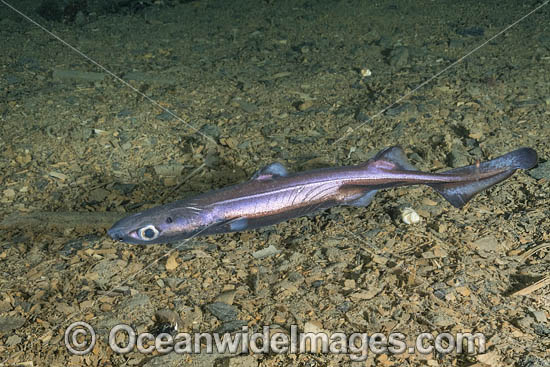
428, 148, 537, 208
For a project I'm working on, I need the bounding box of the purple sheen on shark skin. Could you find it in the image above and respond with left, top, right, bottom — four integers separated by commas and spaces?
107, 146, 537, 245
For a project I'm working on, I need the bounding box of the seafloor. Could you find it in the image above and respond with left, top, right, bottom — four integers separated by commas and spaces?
0, 0, 549, 366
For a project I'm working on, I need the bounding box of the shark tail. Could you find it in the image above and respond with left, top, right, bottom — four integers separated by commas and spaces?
374, 146, 537, 208
428, 148, 537, 208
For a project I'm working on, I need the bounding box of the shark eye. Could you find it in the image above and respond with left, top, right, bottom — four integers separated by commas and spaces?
138, 225, 159, 241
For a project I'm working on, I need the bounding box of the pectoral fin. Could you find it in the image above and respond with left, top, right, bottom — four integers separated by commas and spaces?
220, 217, 249, 232
347, 190, 378, 207
340, 186, 378, 207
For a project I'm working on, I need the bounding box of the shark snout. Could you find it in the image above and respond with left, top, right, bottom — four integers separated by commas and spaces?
107, 226, 125, 242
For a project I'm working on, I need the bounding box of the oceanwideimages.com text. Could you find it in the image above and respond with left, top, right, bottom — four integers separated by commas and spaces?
65, 322, 486, 361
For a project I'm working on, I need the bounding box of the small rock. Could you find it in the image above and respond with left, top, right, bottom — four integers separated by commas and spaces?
354, 108, 371, 123
518, 355, 550, 367
431, 314, 454, 327
471, 235, 502, 253
337, 302, 351, 313
0, 316, 25, 334
112, 183, 136, 195
477, 351, 502, 365
530, 310, 547, 323
456, 26, 485, 37
389, 46, 409, 68
350, 288, 381, 300
385, 102, 414, 117
117, 294, 154, 323
533, 323, 550, 337
154, 164, 185, 178
252, 245, 281, 259
166, 254, 179, 271
206, 302, 238, 322
0, 300, 12, 312
225, 355, 257, 367
200, 124, 221, 139
528, 161, 550, 180
448, 39, 465, 48
455, 286, 471, 297
6, 335, 22, 347
304, 320, 323, 333
88, 259, 128, 287
215, 320, 247, 334
156, 111, 175, 121
89, 188, 109, 202
214, 290, 237, 305
3, 188, 16, 200
344, 279, 356, 288
515, 316, 534, 332
164, 277, 185, 290
296, 100, 313, 111
447, 146, 470, 168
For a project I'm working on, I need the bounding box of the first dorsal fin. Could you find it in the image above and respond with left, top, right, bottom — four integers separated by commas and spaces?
371, 146, 418, 171
251, 162, 289, 181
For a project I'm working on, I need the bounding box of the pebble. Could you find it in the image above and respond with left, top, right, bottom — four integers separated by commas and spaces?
354, 108, 371, 123
155, 111, 175, 121
154, 164, 185, 177
456, 26, 485, 37
447, 145, 470, 168
52, 69, 106, 82
528, 161, 550, 180
530, 310, 547, 323
118, 294, 153, 320
296, 100, 313, 111
165, 254, 179, 271
88, 259, 128, 287
448, 39, 465, 48
385, 102, 414, 117
199, 124, 221, 139
252, 244, 281, 259
471, 235, 503, 254
389, 46, 409, 68
226, 355, 257, 367
214, 290, 237, 305
88, 188, 109, 202
431, 313, 455, 327
214, 320, 247, 334
0, 316, 25, 334
205, 302, 238, 322
515, 316, 534, 332
518, 356, 550, 367
6, 335, 22, 347
350, 288, 381, 300
3, 188, 15, 200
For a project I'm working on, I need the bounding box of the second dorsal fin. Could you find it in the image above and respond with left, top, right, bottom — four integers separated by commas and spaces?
370, 146, 418, 171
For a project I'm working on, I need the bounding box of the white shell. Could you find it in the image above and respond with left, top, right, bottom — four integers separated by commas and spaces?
360, 68, 372, 77
402, 207, 421, 225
